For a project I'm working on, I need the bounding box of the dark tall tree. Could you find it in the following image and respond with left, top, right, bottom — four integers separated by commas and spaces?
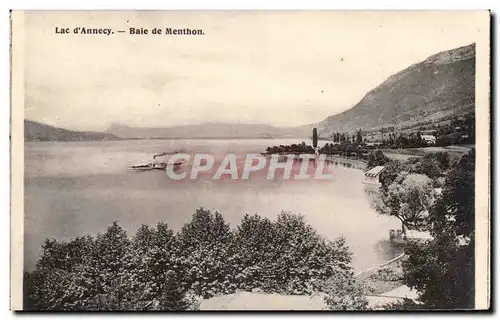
356, 129, 362, 144
396, 150, 475, 309
154, 270, 192, 311
312, 128, 318, 148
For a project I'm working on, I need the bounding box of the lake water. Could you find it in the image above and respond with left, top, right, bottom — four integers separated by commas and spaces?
24, 139, 402, 272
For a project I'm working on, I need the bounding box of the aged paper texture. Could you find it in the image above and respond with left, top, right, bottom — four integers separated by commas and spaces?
11, 10, 490, 311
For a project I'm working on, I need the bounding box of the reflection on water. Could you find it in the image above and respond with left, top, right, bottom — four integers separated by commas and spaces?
374, 239, 406, 262
24, 139, 401, 272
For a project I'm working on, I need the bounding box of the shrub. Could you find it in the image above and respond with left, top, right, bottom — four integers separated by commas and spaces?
367, 150, 390, 170
369, 267, 403, 282
321, 271, 368, 310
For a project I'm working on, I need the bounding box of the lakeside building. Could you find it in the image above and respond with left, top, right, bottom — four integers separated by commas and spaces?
421, 135, 437, 145
362, 166, 385, 193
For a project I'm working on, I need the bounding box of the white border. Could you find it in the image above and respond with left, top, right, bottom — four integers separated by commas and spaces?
3, 2, 497, 319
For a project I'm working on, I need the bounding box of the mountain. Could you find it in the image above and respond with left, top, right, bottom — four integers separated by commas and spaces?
317, 44, 476, 136
25, 120, 120, 142
107, 122, 312, 139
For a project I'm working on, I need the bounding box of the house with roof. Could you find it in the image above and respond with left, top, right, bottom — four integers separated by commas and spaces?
421, 134, 436, 145
362, 165, 385, 191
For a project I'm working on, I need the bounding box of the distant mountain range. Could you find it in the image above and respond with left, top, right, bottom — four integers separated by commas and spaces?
317, 43, 475, 136
107, 123, 311, 139
25, 120, 119, 142
24, 120, 311, 141
25, 44, 475, 141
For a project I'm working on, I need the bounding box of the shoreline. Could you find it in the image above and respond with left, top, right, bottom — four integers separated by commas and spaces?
261, 153, 368, 171
325, 155, 368, 170
356, 253, 406, 296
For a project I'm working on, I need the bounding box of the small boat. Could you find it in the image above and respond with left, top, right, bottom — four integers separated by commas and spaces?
129, 164, 154, 171
129, 160, 184, 171
130, 152, 187, 171
129, 161, 164, 171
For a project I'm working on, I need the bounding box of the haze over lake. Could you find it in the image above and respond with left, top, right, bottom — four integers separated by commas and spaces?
24, 139, 401, 272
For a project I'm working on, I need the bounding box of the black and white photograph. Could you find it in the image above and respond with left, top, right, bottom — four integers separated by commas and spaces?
10, 10, 490, 311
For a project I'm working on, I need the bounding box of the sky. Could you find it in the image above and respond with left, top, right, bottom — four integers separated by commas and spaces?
22, 11, 485, 131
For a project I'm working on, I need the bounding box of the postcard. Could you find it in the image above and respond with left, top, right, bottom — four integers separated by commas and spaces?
10, 10, 490, 311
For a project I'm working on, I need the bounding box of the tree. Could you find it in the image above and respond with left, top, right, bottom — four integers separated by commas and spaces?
85, 222, 135, 310
401, 235, 474, 309
379, 153, 449, 191
406, 156, 442, 180
232, 214, 276, 291
434, 150, 475, 235
312, 128, 318, 148
124, 222, 190, 310
390, 150, 475, 309
266, 211, 352, 294
153, 270, 193, 311
231, 211, 354, 295
373, 173, 437, 234
379, 161, 405, 191
27, 223, 155, 311
24, 235, 98, 310
366, 150, 390, 170
356, 129, 363, 144
430, 152, 450, 171
176, 208, 235, 298
321, 271, 368, 310
93, 222, 131, 291
25, 209, 365, 310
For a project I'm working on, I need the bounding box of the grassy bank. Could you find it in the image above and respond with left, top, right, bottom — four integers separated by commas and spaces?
356, 255, 406, 295
382, 145, 473, 162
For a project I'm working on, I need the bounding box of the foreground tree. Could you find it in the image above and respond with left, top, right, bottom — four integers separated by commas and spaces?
373, 173, 437, 234
122, 222, 191, 310
402, 234, 474, 309
231, 214, 276, 291
231, 211, 352, 295
25, 209, 362, 310
389, 150, 475, 309
176, 208, 236, 298
267, 211, 352, 294
321, 271, 368, 310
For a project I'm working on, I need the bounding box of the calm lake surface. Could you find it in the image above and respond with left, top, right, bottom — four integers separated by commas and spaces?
24, 139, 402, 272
